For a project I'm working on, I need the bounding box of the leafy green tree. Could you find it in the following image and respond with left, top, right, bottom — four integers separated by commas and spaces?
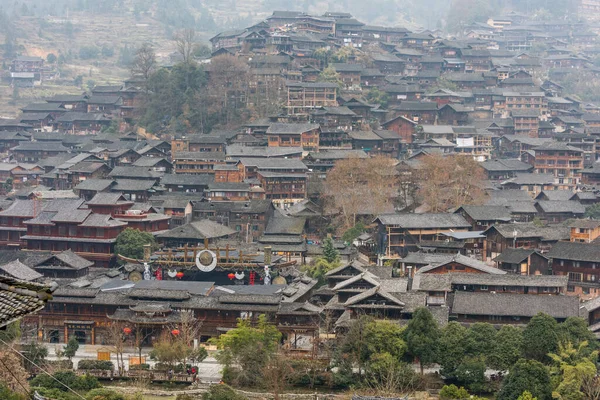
303, 257, 340, 287
338, 316, 407, 377
438, 322, 469, 377
522, 313, 559, 363
366, 87, 389, 109
63, 337, 79, 361
488, 325, 523, 372
114, 228, 157, 260
364, 319, 406, 360
317, 66, 342, 88
403, 307, 440, 375
585, 204, 600, 219
210, 315, 281, 387
322, 236, 339, 263
466, 322, 497, 359
497, 359, 552, 400
341, 222, 366, 243
548, 341, 598, 400
46, 53, 57, 63
453, 357, 486, 393
558, 317, 598, 351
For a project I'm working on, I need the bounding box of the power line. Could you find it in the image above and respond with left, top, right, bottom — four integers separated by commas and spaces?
0, 337, 86, 400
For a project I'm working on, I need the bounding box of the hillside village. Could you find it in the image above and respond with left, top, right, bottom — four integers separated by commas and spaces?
2, 2, 600, 399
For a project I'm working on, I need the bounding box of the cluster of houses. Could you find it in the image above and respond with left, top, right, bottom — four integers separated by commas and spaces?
2, 8, 600, 350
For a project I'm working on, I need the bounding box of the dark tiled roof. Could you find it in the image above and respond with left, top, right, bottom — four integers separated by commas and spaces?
161, 174, 214, 186
457, 205, 512, 221
546, 241, 600, 262
493, 248, 546, 264
0, 259, 43, 281
451, 291, 579, 319
375, 213, 470, 229
536, 200, 586, 214
74, 179, 114, 192
12, 141, 69, 152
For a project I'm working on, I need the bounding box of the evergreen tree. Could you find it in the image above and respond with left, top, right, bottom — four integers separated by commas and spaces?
322, 236, 339, 263
63, 337, 79, 361
522, 313, 558, 363
403, 307, 439, 375
497, 359, 552, 400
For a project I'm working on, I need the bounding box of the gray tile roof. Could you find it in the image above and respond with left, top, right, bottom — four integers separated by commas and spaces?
481, 159, 534, 173
546, 241, 600, 263
266, 123, 320, 135
161, 173, 214, 186
0, 259, 43, 281
451, 291, 580, 319
0, 276, 54, 328
74, 179, 115, 192
457, 205, 512, 221
112, 179, 157, 192
374, 213, 471, 229
34, 250, 94, 270
417, 254, 506, 275
485, 223, 570, 241
536, 190, 575, 201
493, 248, 546, 264
536, 201, 586, 214
157, 220, 236, 240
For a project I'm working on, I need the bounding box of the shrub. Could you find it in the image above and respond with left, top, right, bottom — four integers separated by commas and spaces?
440, 384, 471, 400
78, 360, 114, 371
201, 384, 247, 400
31, 371, 100, 392
85, 388, 126, 400
129, 363, 150, 370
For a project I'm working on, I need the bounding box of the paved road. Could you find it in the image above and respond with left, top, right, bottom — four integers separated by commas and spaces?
40, 343, 223, 383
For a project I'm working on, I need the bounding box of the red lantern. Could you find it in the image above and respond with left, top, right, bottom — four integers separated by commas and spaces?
176, 272, 184, 279
123, 327, 132, 335
227, 273, 235, 280
171, 329, 180, 336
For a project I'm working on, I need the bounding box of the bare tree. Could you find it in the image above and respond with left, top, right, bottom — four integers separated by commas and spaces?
131, 43, 157, 82
323, 155, 398, 229
417, 154, 487, 212
169, 309, 205, 368
174, 28, 196, 63
107, 321, 127, 375
262, 353, 293, 400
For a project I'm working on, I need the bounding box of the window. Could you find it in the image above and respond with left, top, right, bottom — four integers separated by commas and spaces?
69, 226, 77, 236
480, 285, 488, 291
568, 272, 583, 281
96, 228, 104, 238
